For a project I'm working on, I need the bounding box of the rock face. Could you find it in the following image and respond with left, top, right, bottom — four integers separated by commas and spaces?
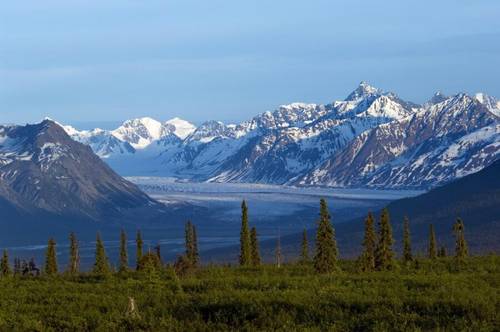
0, 120, 164, 221
65, 82, 500, 189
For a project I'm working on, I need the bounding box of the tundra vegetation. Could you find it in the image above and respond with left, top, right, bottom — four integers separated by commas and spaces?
0, 200, 497, 331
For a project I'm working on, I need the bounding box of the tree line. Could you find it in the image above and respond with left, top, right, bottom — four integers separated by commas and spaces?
238, 198, 469, 273
0, 198, 469, 277
0, 221, 200, 277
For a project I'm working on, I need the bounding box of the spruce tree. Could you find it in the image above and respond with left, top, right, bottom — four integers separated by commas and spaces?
93, 233, 110, 275
375, 208, 395, 270
13, 258, 21, 275
45, 238, 58, 275
239, 200, 251, 266
300, 229, 309, 263
275, 231, 282, 268
154, 244, 162, 262
428, 224, 437, 259
360, 212, 376, 271
68, 232, 79, 274
453, 218, 468, 261
119, 229, 128, 272
250, 227, 261, 266
192, 225, 199, 266
136, 230, 143, 271
185, 221, 194, 264
402, 217, 412, 263
313, 198, 338, 273
438, 246, 447, 258
1, 250, 11, 276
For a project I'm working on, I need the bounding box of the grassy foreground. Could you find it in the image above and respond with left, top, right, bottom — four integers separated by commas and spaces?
0, 256, 498, 331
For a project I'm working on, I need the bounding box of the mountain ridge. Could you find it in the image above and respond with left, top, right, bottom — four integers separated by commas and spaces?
0, 120, 166, 223
62, 82, 500, 189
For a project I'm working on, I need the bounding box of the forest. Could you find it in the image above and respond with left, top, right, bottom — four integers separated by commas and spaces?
0, 199, 498, 331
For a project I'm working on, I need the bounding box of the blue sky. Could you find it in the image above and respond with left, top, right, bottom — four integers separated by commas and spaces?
1, 0, 499, 126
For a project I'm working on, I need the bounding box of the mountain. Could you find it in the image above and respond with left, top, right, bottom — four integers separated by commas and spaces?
203, 160, 500, 262
297, 93, 499, 188
63, 82, 500, 189
0, 120, 165, 223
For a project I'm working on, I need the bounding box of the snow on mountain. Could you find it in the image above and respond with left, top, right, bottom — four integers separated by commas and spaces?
59, 82, 499, 189
111, 117, 164, 149
165, 117, 196, 139
296, 92, 500, 188
0, 120, 162, 220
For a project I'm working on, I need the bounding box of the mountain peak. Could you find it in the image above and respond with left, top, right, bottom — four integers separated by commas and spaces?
164, 117, 196, 139
345, 81, 383, 101
426, 91, 449, 106
112, 117, 163, 149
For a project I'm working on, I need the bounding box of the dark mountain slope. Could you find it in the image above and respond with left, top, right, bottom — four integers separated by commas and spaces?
203, 160, 500, 262
0, 120, 167, 225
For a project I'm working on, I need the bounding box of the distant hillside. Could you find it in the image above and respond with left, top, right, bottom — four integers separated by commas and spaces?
203, 160, 500, 262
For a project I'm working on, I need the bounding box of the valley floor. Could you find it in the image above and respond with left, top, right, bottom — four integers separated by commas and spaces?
0, 256, 498, 331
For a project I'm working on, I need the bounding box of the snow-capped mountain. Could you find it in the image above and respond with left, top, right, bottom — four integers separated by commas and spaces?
297, 93, 499, 188
0, 120, 164, 220
61, 82, 500, 189
66, 117, 196, 158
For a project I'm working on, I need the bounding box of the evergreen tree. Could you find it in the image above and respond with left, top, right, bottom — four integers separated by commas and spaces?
154, 244, 162, 262
185, 221, 195, 265
250, 227, 261, 266
119, 229, 128, 272
300, 229, 309, 263
313, 198, 338, 273
402, 217, 412, 263
45, 238, 58, 275
239, 200, 251, 266
275, 230, 282, 268
428, 224, 437, 259
1, 250, 11, 276
192, 225, 199, 266
136, 230, 143, 271
68, 232, 79, 274
453, 218, 468, 261
360, 212, 376, 271
375, 208, 395, 270
438, 246, 447, 258
93, 233, 110, 275
13, 258, 21, 275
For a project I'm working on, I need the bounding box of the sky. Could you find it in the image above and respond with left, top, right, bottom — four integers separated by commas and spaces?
1, 0, 500, 127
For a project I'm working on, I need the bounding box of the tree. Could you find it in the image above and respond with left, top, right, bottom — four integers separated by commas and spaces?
438, 246, 447, 257
119, 229, 128, 272
360, 212, 376, 271
136, 230, 143, 271
428, 224, 437, 259
154, 244, 161, 262
13, 258, 21, 275
275, 230, 282, 268
239, 200, 251, 266
313, 198, 338, 273
375, 208, 395, 270
192, 225, 199, 266
184, 221, 199, 267
68, 232, 79, 274
185, 221, 194, 262
137, 251, 162, 280
453, 218, 468, 261
93, 233, 110, 275
300, 229, 309, 263
45, 238, 58, 275
1, 250, 11, 276
402, 217, 412, 264
250, 227, 261, 266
